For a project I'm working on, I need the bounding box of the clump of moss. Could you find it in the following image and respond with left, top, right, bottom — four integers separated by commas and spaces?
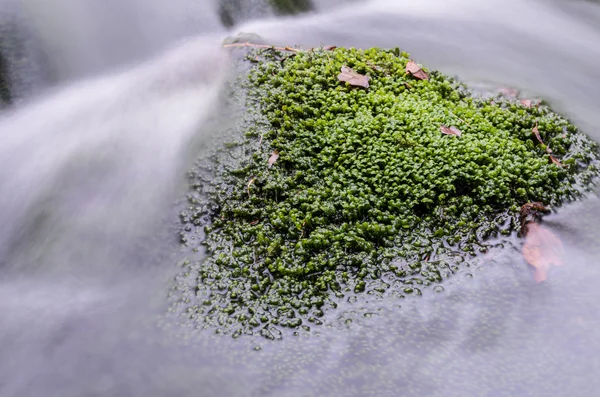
172, 47, 598, 338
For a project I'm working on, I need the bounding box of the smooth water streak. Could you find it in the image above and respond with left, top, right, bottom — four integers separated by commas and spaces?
0, 36, 228, 277
0, 0, 600, 396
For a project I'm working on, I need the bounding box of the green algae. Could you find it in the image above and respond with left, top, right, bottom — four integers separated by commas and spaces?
171, 47, 598, 338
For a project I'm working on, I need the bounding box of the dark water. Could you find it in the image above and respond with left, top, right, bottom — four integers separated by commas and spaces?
1, 0, 600, 396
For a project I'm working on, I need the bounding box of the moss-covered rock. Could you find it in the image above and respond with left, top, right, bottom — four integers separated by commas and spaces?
171, 47, 598, 338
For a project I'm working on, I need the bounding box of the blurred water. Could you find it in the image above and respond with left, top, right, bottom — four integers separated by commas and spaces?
1, 0, 600, 396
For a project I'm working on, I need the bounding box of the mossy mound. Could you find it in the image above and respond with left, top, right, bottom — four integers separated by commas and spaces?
172, 47, 598, 338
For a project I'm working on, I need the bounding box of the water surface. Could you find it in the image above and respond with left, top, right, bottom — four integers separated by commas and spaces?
1, 1, 600, 396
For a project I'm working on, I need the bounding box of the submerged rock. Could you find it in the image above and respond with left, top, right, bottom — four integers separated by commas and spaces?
0, 8, 50, 106
171, 46, 599, 338
218, 0, 313, 28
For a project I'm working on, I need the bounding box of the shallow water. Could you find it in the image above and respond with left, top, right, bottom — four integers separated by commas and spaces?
1, 0, 600, 396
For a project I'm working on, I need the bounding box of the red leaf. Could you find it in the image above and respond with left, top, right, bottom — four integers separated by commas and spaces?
440, 125, 462, 137
405, 61, 429, 80
337, 66, 370, 88
522, 222, 564, 283
250, 220, 260, 225
268, 150, 279, 167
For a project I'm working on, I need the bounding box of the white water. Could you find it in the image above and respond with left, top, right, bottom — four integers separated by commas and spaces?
0, 36, 227, 276
1, 0, 600, 396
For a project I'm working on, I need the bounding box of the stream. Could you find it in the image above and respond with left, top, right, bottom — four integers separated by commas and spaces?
1, 0, 600, 396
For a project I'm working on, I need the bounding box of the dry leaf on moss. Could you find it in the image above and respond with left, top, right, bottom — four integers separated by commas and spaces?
549, 154, 566, 168
337, 66, 370, 88
268, 150, 279, 167
519, 202, 549, 226
532, 123, 545, 146
406, 61, 429, 80
440, 125, 462, 137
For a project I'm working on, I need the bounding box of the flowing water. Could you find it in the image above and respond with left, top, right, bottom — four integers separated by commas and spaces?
1, 0, 600, 396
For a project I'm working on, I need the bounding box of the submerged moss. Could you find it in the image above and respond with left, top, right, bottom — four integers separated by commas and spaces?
172, 47, 598, 337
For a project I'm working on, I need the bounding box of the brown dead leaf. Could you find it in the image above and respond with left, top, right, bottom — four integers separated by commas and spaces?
549, 154, 567, 168
522, 222, 564, 283
520, 202, 549, 218
523, 99, 540, 108
337, 66, 370, 88
268, 150, 279, 167
532, 123, 556, 155
519, 202, 550, 228
323, 45, 337, 51
532, 122, 544, 146
520, 99, 533, 108
406, 60, 429, 80
440, 125, 462, 137
250, 219, 260, 225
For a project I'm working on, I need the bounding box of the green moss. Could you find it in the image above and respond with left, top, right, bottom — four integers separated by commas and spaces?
172, 47, 598, 338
